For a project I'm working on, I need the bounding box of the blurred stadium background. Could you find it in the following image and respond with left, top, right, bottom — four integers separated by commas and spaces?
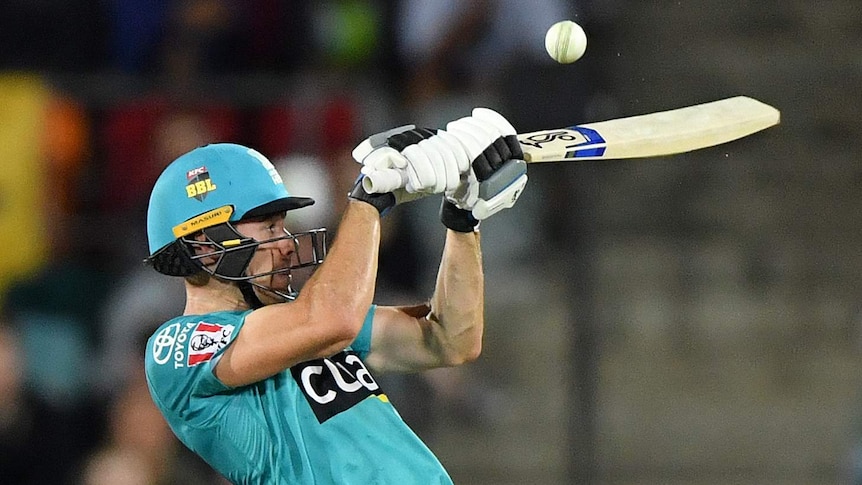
0, 1, 860, 484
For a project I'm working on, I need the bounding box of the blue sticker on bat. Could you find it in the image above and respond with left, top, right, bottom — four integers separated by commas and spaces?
566, 146, 606, 158
564, 126, 606, 158
519, 125, 607, 158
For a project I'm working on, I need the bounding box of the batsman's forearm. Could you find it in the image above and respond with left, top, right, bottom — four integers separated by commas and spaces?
429, 230, 484, 364
300, 201, 381, 327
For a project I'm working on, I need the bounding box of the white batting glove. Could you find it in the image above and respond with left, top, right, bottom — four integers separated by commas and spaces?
355, 127, 470, 196
349, 125, 424, 214
440, 108, 528, 230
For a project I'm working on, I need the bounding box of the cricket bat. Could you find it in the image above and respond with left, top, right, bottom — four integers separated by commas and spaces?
360, 96, 779, 193
517, 96, 780, 163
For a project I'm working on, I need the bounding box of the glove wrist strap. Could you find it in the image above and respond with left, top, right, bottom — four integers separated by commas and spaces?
440, 200, 479, 232
349, 177, 395, 215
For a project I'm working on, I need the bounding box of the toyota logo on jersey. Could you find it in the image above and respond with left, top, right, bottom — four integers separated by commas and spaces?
291, 350, 384, 423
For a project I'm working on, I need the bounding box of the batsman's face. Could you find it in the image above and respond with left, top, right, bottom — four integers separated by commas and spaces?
235, 213, 297, 305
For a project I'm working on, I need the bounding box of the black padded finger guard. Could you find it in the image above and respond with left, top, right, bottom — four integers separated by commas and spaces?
505, 134, 524, 159
472, 134, 524, 181
387, 127, 437, 151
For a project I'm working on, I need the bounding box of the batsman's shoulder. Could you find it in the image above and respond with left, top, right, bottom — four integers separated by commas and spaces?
146, 317, 190, 372
145, 313, 247, 414
145, 312, 245, 376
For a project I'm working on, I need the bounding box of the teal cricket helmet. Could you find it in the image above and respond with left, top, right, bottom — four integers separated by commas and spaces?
145, 143, 323, 281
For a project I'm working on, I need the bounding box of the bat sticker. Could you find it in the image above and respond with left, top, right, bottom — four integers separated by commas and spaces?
519, 126, 608, 159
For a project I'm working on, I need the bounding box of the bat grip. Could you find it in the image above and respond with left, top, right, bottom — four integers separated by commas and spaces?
362, 169, 406, 194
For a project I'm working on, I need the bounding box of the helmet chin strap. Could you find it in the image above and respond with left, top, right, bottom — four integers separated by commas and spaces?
238, 280, 266, 309
237, 278, 298, 309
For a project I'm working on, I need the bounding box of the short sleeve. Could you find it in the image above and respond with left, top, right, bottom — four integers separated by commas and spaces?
350, 305, 376, 359
144, 312, 249, 425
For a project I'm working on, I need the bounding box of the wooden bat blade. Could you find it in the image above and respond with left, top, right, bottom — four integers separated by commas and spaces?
517, 96, 780, 163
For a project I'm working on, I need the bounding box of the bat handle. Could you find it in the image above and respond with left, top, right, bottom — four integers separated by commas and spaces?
362, 168, 406, 194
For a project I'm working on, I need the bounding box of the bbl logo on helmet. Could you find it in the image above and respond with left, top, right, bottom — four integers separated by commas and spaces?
186, 166, 217, 201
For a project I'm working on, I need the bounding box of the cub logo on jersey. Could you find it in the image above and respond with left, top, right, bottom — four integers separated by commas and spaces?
291, 350, 383, 423
187, 322, 235, 366
186, 166, 217, 201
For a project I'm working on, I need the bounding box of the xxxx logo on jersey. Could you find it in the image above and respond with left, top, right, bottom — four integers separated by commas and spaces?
291, 350, 384, 423
186, 166, 217, 201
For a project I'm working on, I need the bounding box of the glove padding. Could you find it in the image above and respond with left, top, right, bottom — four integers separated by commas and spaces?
354, 125, 469, 192
348, 125, 435, 214
440, 108, 528, 230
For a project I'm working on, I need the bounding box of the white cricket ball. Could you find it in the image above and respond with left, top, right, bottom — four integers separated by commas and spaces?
544, 20, 587, 64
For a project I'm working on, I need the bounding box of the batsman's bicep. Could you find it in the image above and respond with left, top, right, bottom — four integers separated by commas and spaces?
214, 306, 356, 387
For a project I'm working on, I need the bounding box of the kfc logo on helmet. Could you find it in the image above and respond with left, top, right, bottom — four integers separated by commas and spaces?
187, 322, 235, 366
187, 166, 208, 178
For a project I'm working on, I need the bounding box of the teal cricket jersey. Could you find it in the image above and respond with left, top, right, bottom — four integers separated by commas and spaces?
144, 305, 453, 485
